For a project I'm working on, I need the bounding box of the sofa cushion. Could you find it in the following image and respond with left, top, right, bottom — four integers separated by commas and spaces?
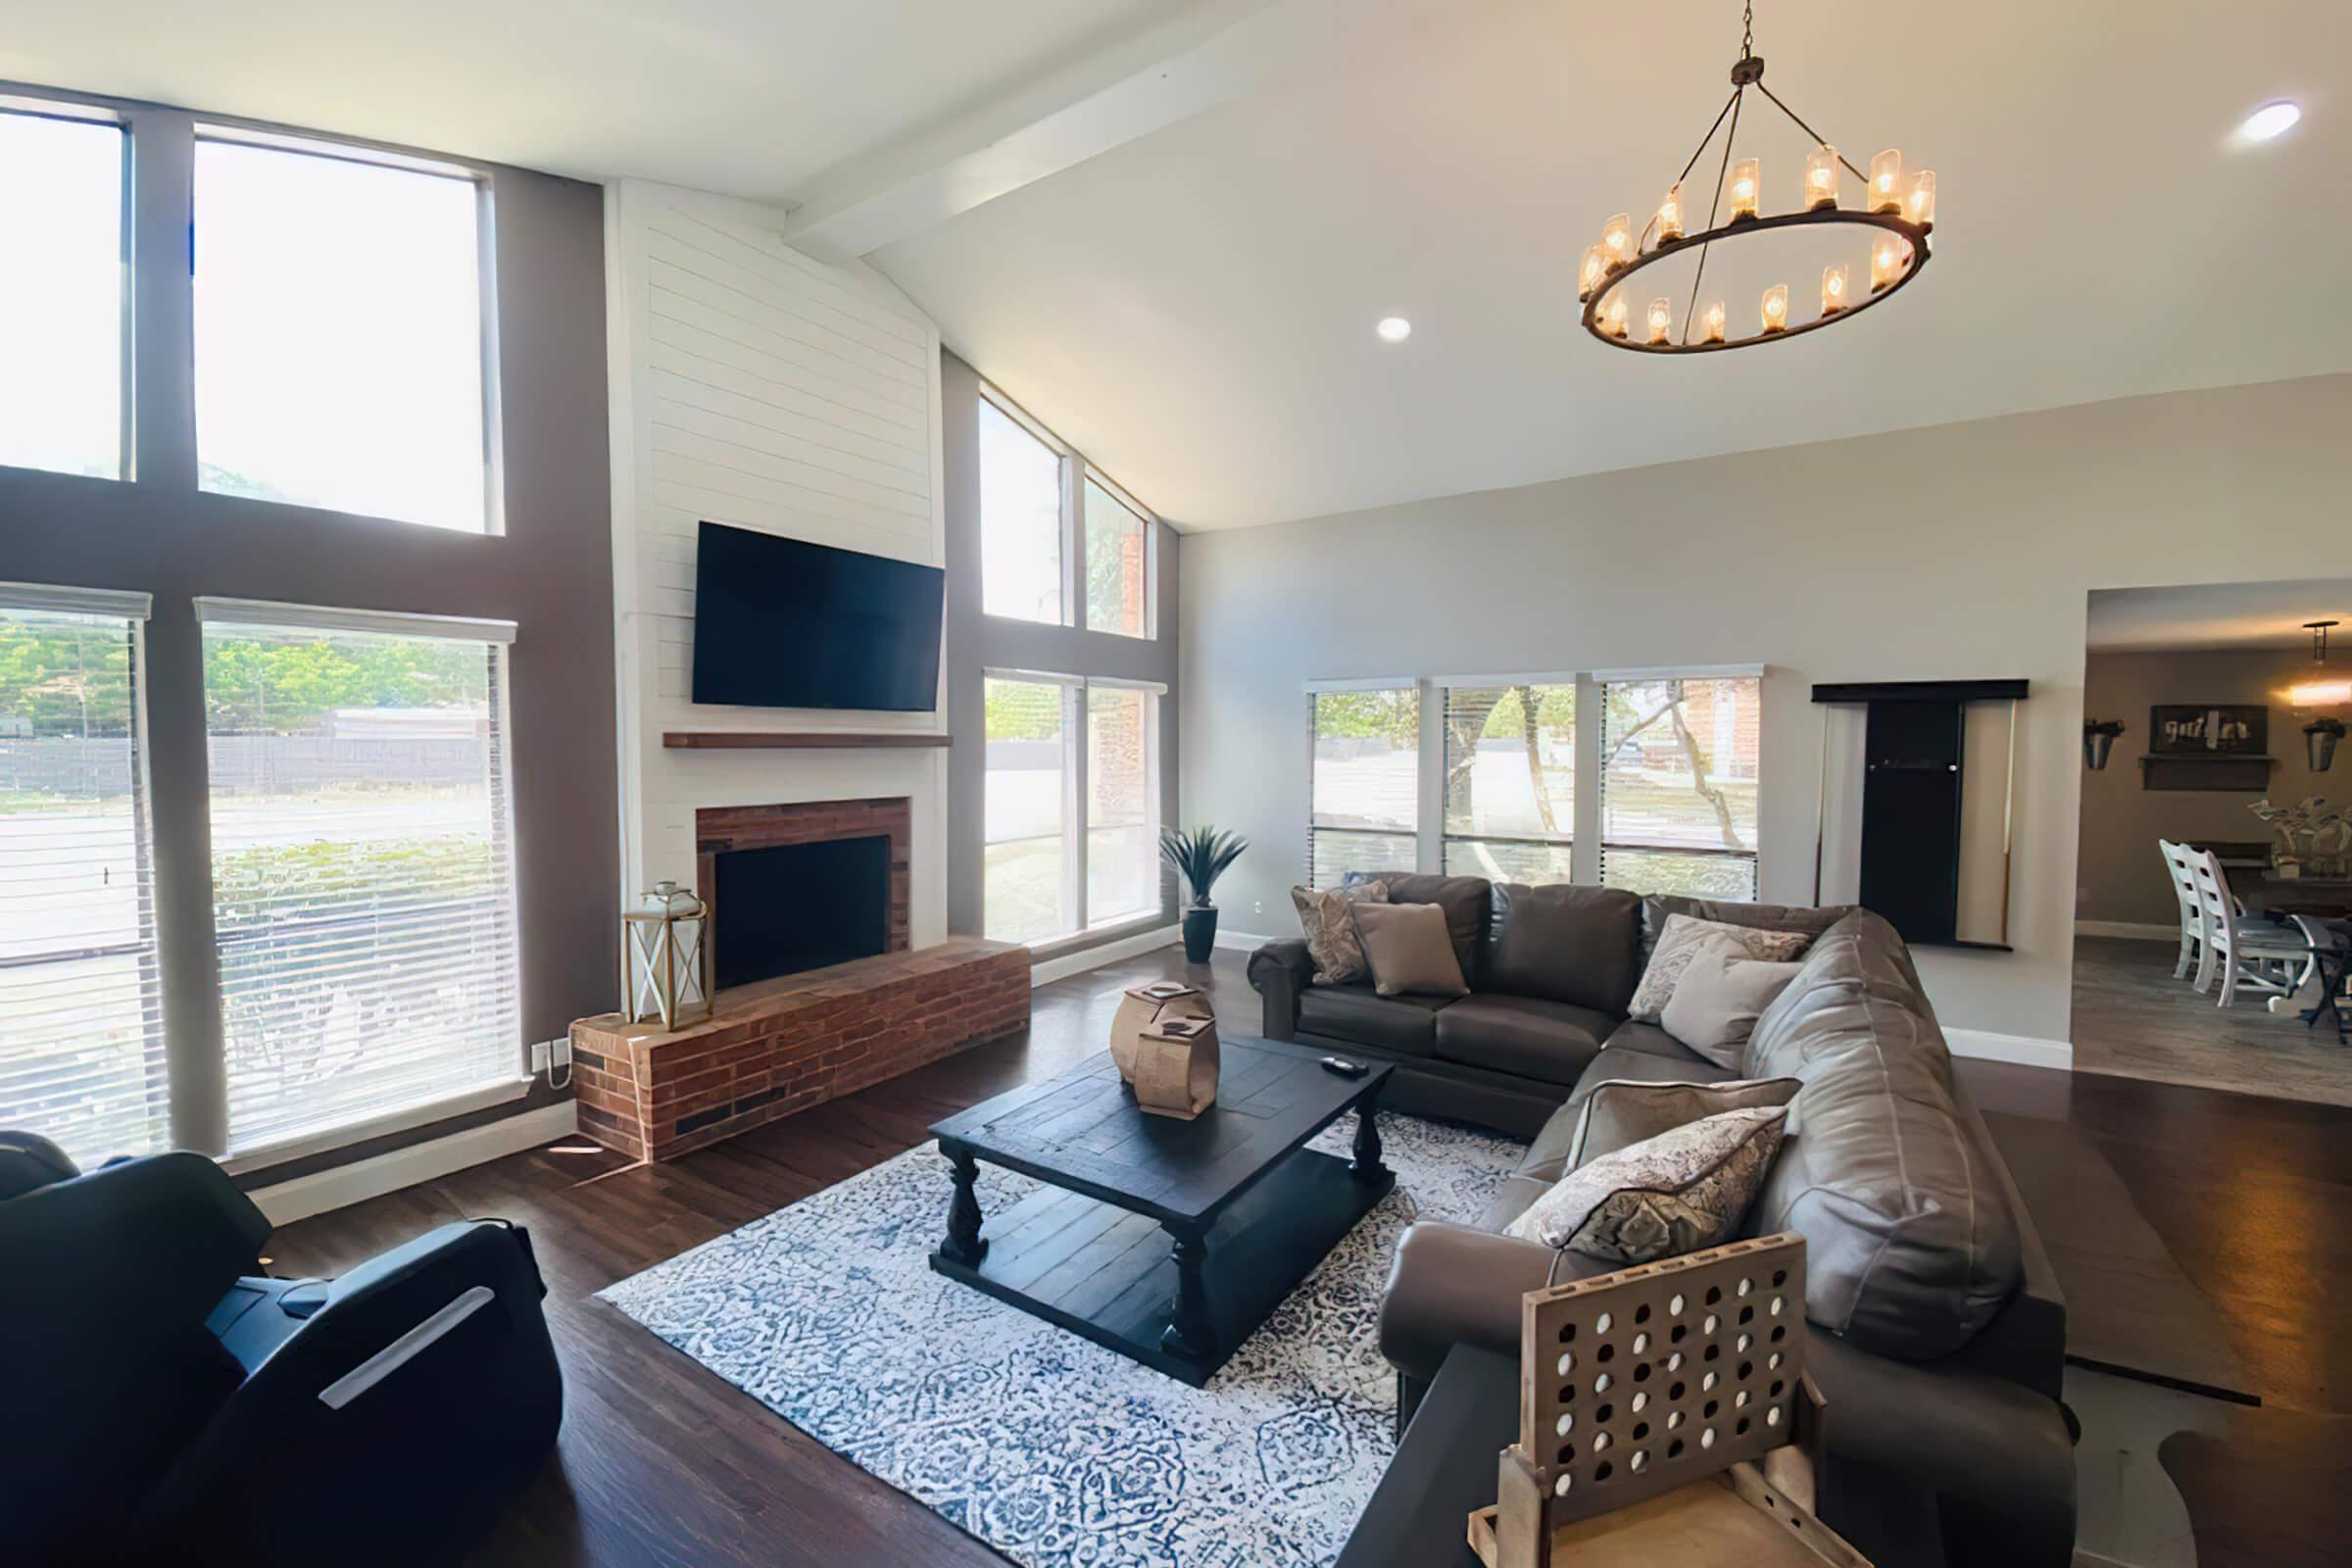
1566, 1074, 1804, 1169
1292, 880, 1389, 984
1351, 901, 1471, 998
1501, 1105, 1788, 1263
1660, 938, 1803, 1068
1348, 872, 1491, 979
1742, 910, 2025, 1360
1628, 913, 1813, 1022
1599, 1019, 1709, 1062
1484, 882, 1643, 1012
1640, 895, 1850, 958
1431, 994, 1612, 1086
1565, 1044, 1740, 1109
1296, 984, 1448, 1055
1479, 1172, 1555, 1231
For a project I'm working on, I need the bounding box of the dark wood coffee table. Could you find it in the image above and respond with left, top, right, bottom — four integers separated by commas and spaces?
927, 1037, 1394, 1386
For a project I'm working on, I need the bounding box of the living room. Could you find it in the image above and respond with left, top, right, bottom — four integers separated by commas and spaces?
2, 3, 2346, 1565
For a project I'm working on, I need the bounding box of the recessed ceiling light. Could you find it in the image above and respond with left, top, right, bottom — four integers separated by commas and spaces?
1376, 317, 1412, 343
2236, 100, 2302, 143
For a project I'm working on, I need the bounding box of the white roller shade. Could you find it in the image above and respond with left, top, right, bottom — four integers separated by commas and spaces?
200, 612, 522, 1156
0, 603, 170, 1165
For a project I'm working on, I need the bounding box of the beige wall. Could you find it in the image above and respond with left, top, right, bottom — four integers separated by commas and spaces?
2078, 648, 2344, 926
1180, 373, 2352, 1048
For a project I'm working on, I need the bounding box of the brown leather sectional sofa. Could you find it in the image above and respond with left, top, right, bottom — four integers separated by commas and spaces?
1250, 875, 2075, 1566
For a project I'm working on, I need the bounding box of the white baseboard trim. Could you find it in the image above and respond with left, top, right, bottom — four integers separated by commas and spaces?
1212, 927, 1279, 953
2075, 920, 2180, 943
1031, 924, 1182, 987
1944, 1027, 2074, 1071
249, 1101, 580, 1228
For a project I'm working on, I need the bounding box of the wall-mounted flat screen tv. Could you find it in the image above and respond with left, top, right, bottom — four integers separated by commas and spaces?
690, 521, 946, 711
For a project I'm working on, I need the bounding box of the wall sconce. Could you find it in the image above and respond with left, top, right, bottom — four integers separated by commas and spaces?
2309, 717, 2346, 772
2083, 718, 2126, 770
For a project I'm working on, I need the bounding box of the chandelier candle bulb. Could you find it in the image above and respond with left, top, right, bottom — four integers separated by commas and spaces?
1805, 145, 1840, 210
1729, 159, 1762, 220
1906, 170, 1936, 227
1869, 148, 1904, 213
1871, 234, 1909, 291
1579, 244, 1605, 301
1821, 263, 1850, 314
1657, 184, 1685, 243
1761, 283, 1789, 332
1603, 213, 1636, 269
1702, 300, 1726, 343
1646, 297, 1674, 344
1602, 293, 1630, 338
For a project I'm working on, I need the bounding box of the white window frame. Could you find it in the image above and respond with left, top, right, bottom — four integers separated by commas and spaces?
195, 597, 525, 1166
1594, 664, 1766, 900
1438, 671, 1579, 884
189, 122, 505, 536
1305, 677, 1426, 889
982, 666, 1166, 948
977, 382, 1157, 640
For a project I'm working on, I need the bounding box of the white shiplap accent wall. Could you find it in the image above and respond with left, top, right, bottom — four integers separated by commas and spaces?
606, 179, 949, 945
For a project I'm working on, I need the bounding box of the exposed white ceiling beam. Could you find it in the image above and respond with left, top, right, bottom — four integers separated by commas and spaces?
786, 0, 1487, 258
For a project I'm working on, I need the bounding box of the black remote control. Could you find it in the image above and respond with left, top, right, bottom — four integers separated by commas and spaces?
1319, 1055, 1368, 1078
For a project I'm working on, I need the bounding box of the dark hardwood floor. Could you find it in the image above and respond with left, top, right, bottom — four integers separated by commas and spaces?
268, 949, 2352, 1565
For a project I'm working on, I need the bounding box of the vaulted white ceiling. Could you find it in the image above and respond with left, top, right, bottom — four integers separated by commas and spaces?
12, 0, 2348, 531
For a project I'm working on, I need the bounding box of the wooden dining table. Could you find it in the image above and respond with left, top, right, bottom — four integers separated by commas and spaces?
2240, 872, 2352, 919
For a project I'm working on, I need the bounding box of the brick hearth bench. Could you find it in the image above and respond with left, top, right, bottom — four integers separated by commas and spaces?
568, 937, 1031, 1161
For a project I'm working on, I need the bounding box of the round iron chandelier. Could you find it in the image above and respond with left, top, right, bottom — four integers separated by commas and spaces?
1579, 1, 1937, 354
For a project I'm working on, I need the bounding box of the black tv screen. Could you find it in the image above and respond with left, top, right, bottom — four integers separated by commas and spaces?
691, 521, 945, 711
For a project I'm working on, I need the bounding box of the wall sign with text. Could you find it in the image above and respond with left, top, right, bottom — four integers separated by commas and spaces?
2149, 704, 2269, 756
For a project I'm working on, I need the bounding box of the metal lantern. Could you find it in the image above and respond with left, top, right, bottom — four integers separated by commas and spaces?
2083, 718, 2126, 771
624, 879, 710, 1030
2309, 717, 2346, 773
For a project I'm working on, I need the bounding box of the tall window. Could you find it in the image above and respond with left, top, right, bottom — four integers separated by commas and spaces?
1309, 687, 1420, 888
0, 591, 166, 1166
979, 399, 1063, 623
982, 676, 1072, 943
199, 603, 520, 1155
1444, 682, 1574, 882
194, 134, 490, 531
0, 109, 124, 481
977, 385, 1156, 638
1083, 478, 1151, 638
984, 673, 1162, 945
1599, 675, 1761, 900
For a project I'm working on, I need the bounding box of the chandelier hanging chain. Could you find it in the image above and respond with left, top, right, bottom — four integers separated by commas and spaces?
1741, 0, 1753, 60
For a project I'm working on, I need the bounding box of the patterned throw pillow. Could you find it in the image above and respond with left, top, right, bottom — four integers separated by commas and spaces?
1503, 1104, 1788, 1263
1627, 913, 1812, 1023
1291, 881, 1391, 984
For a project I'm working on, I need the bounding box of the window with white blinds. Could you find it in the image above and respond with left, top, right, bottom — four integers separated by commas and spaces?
198, 602, 521, 1156
0, 590, 168, 1166
1308, 686, 1420, 888
1443, 682, 1574, 883
1598, 674, 1762, 900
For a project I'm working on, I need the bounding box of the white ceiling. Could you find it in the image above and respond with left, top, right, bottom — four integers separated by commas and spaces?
11, 1, 2348, 532
0, 1, 1206, 195
2088, 580, 2352, 654
874, 0, 2352, 527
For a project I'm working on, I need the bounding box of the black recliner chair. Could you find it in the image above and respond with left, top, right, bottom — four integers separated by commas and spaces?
0, 1131, 563, 1565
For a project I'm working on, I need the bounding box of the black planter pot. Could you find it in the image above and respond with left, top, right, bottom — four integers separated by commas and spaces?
1180, 905, 1219, 963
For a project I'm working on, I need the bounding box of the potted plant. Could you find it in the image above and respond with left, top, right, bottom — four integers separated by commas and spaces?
1160, 825, 1249, 962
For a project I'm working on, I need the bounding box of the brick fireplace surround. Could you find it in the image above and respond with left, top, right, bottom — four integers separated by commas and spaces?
569, 798, 1030, 1162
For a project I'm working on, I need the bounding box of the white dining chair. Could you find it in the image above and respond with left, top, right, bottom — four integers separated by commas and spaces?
2186, 848, 2314, 1007
2157, 839, 2207, 982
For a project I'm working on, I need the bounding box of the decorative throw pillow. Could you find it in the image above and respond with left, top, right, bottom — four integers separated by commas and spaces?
1349, 901, 1471, 998
1660, 938, 1805, 1070
1292, 881, 1390, 984
1562, 1074, 1802, 1172
1503, 1105, 1788, 1263
1627, 913, 1812, 1023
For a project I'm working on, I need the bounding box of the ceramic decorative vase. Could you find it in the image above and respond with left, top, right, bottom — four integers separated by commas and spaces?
1109, 982, 1217, 1116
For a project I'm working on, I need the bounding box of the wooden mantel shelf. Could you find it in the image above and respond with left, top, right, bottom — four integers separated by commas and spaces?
663, 730, 951, 750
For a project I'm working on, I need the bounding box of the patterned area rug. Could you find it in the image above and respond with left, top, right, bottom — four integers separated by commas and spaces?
600, 1112, 1525, 1568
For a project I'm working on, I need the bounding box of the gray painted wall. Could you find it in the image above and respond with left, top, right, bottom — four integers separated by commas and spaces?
1179, 373, 2352, 1047
0, 93, 614, 1167
941, 351, 1180, 952
2079, 647, 2345, 926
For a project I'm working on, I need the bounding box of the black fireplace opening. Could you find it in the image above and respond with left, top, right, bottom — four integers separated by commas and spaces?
711, 835, 891, 991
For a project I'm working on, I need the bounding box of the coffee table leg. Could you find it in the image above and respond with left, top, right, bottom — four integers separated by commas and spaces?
1350, 1101, 1391, 1184
940, 1141, 988, 1267
1160, 1224, 1214, 1363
